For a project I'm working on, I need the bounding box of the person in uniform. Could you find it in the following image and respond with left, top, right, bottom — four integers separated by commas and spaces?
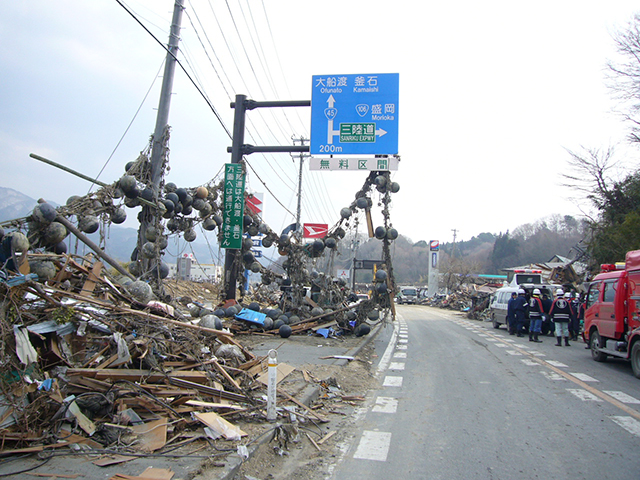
549, 290, 575, 346
528, 288, 544, 343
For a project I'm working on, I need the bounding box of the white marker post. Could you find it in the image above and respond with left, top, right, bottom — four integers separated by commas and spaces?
267, 349, 278, 422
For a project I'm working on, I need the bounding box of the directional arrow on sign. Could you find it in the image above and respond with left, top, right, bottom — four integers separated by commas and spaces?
376, 128, 387, 137
325, 95, 339, 144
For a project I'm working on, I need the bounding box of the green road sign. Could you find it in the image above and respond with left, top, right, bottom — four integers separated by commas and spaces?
339, 123, 376, 143
222, 163, 245, 249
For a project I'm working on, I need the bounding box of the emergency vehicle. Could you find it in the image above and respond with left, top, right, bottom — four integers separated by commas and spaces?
583, 250, 640, 378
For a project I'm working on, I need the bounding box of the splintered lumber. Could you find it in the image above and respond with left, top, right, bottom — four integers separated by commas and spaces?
194, 412, 247, 440
318, 430, 336, 445
211, 360, 243, 392
80, 260, 103, 296
130, 418, 168, 452
185, 400, 243, 410
277, 387, 328, 423
39, 286, 233, 337
306, 432, 321, 451
168, 378, 253, 404
67, 368, 210, 384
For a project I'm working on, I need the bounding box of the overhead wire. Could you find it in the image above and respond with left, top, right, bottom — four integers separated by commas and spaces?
118, 0, 300, 223
119, 0, 340, 237
89, 58, 165, 194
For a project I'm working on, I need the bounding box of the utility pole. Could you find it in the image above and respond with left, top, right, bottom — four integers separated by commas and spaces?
292, 136, 310, 240
451, 228, 458, 257
137, 0, 184, 274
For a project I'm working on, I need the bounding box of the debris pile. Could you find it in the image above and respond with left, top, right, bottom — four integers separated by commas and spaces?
0, 254, 315, 462
421, 283, 499, 320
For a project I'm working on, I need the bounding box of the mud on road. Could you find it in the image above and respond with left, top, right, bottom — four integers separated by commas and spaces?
226, 340, 379, 480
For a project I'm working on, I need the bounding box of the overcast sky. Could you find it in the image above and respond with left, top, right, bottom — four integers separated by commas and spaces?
1, 1, 639, 252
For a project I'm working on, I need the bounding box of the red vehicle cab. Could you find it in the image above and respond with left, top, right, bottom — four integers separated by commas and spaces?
583, 250, 640, 378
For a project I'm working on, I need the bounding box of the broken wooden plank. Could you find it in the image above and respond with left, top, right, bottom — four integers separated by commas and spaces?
256, 363, 295, 386
67, 368, 210, 384
306, 432, 321, 451
130, 417, 168, 452
317, 430, 336, 445
211, 360, 243, 392
168, 378, 253, 404
277, 387, 328, 423
80, 260, 103, 297
194, 412, 247, 440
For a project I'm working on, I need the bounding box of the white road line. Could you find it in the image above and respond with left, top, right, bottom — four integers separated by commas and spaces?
541, 371, 565, 381
506, 350, 523, 356
396, 345, 407, 350
393, 352, 407, 358
383, 376, 403, 387
546, 360, 568, 368
353, 430, 392, 461
570, 373, 599, 382
376, 320, 399, 377
494, 344, 508, 348
567, 389, 603, 402
521, 359, 539, 366
604, 391, 640, 404
399, 334, 408, 338
486, 338, 497, 342
398, 339, 408, 344
610, 416, 640, 437
372, 396, 398, 413
389, 362, 405, 370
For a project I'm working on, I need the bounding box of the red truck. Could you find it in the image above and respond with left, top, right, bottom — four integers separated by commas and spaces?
583, 250, 640, 378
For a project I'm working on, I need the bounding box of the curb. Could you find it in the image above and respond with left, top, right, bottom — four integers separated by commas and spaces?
335, 319, 386, 366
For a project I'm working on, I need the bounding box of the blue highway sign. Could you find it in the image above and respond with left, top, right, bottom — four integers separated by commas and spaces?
310, 73, 399, 155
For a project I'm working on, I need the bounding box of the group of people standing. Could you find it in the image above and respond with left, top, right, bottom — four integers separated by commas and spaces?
507, 288, 584, 347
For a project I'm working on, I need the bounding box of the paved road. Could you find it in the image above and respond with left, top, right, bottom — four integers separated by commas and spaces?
329, 305, 640, 480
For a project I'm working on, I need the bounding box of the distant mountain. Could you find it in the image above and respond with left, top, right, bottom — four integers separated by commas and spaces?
0, 187, 38, 221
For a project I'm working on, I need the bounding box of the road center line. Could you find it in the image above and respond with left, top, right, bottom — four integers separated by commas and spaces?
469, 321, 640, 421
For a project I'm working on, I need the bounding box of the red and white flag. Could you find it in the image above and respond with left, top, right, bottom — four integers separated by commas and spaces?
303, 223, 328, 238
245, 193, 263, 217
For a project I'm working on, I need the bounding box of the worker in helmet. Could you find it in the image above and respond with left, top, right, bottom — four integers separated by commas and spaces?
550, 291, 575, 346
569, 293, 581, 341
528, 288, 544, 343
513, 289, 529, 337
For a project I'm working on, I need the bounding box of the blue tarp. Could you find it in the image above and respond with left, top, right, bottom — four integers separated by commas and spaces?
234, 308, 267, 326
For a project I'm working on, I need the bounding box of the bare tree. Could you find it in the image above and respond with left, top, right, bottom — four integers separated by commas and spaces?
562, 145, 619, 214
441, 255, 479, 293
607, 14, 640, 143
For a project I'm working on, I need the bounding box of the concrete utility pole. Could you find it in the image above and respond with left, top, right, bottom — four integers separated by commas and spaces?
451, 228, 458, 257
137, 0, 184, 273
149, 0, 184, 187
292, 137, 310, 240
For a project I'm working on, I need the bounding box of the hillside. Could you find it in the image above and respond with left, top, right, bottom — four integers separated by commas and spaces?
0, 186, 224, 264
0, 187, 587, 276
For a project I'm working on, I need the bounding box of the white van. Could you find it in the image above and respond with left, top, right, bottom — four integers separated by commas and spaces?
397, 286, 418, 304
